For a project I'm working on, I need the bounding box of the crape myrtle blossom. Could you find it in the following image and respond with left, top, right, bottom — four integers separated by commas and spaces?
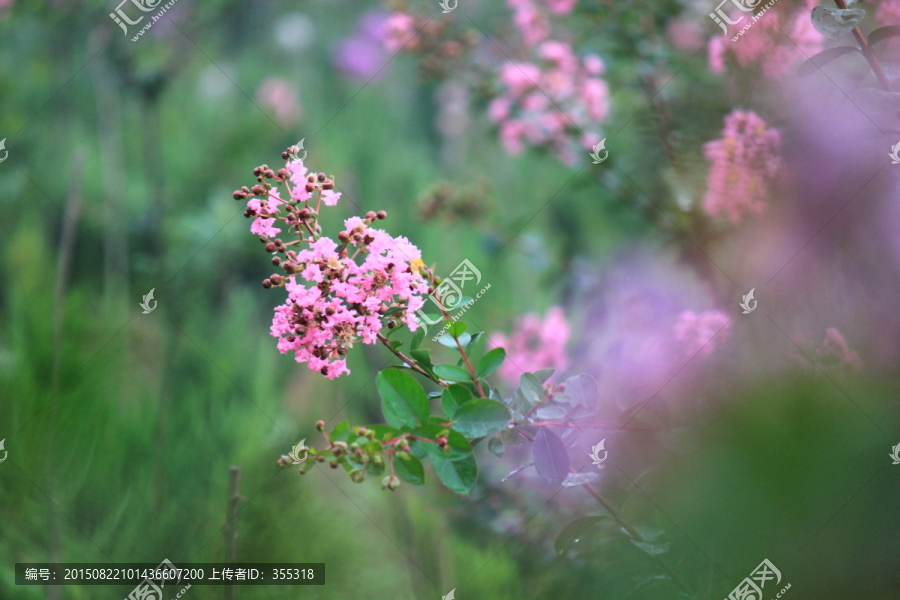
490, 306, 570, 385
702, 109, 781, 224
490, 40, 609, 165
234, 147, 429, 379
673, 310, 731, 356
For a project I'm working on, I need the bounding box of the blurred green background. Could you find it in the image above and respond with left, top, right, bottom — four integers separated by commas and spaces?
1, 0, 899, 599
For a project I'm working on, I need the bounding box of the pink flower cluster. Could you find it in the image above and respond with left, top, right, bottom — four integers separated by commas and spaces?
382, 12, 417, 52
508, 0, 577, 45
236, 154, 429, 379
702, 110, 781, 224
707, 4, 823, 79
489, 41, 609, 165
490, 306, 570, 385
672, 310, 731, 357
256, 78, 302, 127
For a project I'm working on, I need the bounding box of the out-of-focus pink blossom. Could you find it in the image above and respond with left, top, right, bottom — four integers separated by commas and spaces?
877, 0, 900, 24
673, 310, 731, 356
382, 12, 417, 52
256, 78, 301, 127
335, 10, 390, 80
817, 327, 861, 372
668, 18, 704, 52
703, 110, 781, 224
707, 7, 823, 79
543, 0, 577, 15
512, 3, 551, 45
490, 307, 570, 385
491, 41, 609, 165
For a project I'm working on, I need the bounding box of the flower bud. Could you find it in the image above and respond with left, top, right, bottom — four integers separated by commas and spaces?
316, 420, 326, 431
366, 211, 377, 220
377, 210, 387, 220
233, 190, 245, 200
272, 256, 281, 266
317, 173, 326, 182
381, 475, 401, 490
271, 274, 284, 285
252, 184, 266, 196
265, 242, 277, 253
262, 279, 272, 289
350, 469, 366, 483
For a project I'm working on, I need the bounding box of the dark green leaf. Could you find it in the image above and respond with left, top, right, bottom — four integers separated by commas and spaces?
488, 437, 505, 458
434, 364, 472, 382
869, 25, 900, 46
377, 369, 430, 429
797, 46, 861, 77
476, 347, 506, 378
555, 516, 613, 554
441, 384, 473, 419
532, 428, 570, 484
452, 399, 512, 438
430, 452, 477, 494
414, 426, 473, 461
410, 328, 426, 351
394, 454, 425, 485
368, 425, 402, 442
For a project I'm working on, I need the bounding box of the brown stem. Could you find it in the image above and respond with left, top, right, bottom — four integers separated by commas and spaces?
834, 0, 891, 91
455, 334, 486, 397
377, 332, 448, 386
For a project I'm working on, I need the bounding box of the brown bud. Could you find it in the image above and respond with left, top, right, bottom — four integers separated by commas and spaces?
272, 256, 281, 266
265, 242, 277, 253
317, 173, 326, 182
366, 211, 377, 220
376, 210, 387, 220
252, 184, 266, 196
316, 420, 326, 431
270, 274, 284, 285
338, 231, 350, 242
283, 263, 296, 274
322, 181, 334, 190
325, 306, 336, 316
265, 169, 276, 178
305, 182, 315, 193
262, 279, 272, 289
233, 190, 245, 200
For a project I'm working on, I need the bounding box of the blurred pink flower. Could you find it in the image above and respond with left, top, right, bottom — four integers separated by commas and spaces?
512, 3, 551, 45
491, 42, 609, 164
668, 18, 704, 52
334, 10, 390, 80
544, 0, 577, 15
382, 12, 417, 52
256, 78, 301, 127
877, 0, 900, 24
703, 110, 781, 224
817, 327, 861, 373
490, 307, 570, 385
673, 310, 731, 356
706, 7, 823, 79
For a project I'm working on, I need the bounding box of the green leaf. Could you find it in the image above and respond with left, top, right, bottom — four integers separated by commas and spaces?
394, 454, 425, 485
383, 306, 405, 316
476, 347, 506, 378
390, 340, 403, 350
441, 384, 473, 419
797, 46, 861, 78
488, 437, 505, 458
430, 452, 477, 494
519, 373, 545, 407
501, 426, 536, 445
451, 399, 511, 438
434, 364, 472, 382
869, 25, 900, 46
368, 425, 402, 442
410, 327, 426, 351
533, 368, 555, 383
532, 429, 570, 484
366, 460, 386, 476
438, 332, 471, 348
555, 516, 614, 555
448, 321, 468, 337
414, 426, 473, 461
330, 420, 351, 442
376, 369, 430, 429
